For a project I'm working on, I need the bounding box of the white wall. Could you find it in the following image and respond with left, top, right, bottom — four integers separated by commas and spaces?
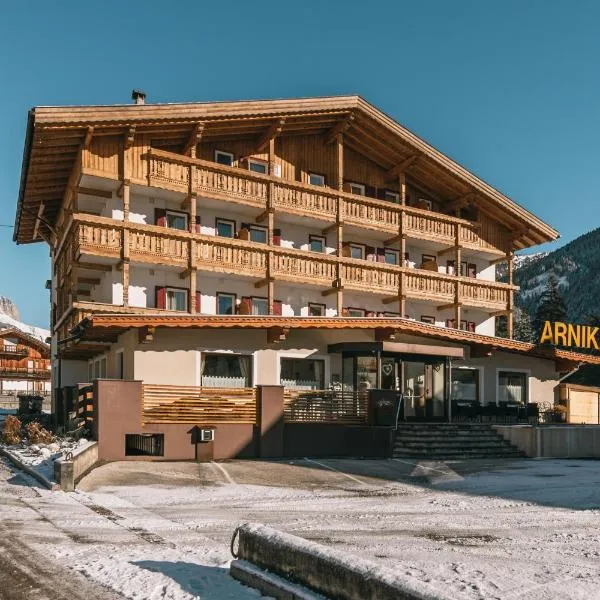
129, 266, 186, 308
276, 283, 337, 317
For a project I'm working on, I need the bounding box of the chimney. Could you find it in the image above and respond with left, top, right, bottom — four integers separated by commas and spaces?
131, 89, 146, 105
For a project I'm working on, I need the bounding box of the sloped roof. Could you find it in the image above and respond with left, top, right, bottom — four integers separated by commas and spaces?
0, 327, 50, 357
15, 95, 558, 248
72, 313, 597, 368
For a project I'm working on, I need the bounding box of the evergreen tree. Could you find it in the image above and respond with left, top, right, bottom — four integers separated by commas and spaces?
533, 274, 567, 342
513, 307, 534, 343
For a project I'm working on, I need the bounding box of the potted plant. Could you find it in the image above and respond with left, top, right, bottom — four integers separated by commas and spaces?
553, 404, 568, 423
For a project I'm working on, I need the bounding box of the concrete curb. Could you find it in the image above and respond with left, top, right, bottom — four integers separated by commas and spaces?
230, 560, 326, 600
0, 447, 60, 491
233, 523, 443, 600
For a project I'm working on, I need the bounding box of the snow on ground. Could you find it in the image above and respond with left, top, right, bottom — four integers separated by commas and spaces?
1, 437, 91, 482
2, 457, 600, 600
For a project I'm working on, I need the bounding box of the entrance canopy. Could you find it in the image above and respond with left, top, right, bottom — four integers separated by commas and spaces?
328, 341, 465, 359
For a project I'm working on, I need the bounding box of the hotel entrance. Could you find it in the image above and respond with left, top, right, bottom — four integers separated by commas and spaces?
333, 343, 451, 422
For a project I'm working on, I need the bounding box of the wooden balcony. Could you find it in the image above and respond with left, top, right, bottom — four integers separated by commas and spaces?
81, 147, 508, 255
0, 366, 50, 380
66, 215, 514, 313
0, 345, 29, 358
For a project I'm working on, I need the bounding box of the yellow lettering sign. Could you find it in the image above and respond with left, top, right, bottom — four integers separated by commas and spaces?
539, 321, 599, 350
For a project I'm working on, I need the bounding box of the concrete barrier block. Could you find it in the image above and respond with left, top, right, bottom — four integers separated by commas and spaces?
234, 523, 442, 600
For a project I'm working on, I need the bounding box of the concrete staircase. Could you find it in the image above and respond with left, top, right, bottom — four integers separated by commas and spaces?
393, 423, 525, 459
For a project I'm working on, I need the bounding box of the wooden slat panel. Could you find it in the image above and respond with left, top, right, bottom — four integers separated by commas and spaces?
142, 385, 257, 424
283, 389, 368, 424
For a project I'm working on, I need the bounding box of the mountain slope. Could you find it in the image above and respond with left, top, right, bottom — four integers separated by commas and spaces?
0, 296, 49, 342
511, 228, 600, 323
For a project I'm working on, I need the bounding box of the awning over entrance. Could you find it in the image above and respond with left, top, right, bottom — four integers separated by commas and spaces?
327, 341, 465, 359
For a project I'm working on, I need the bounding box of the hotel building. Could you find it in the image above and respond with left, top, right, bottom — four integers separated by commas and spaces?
13, 94, 600, 460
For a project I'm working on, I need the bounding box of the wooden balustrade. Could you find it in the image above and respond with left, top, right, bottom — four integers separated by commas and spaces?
460, 279, 509, 308
271, 251, 337, 284
130, 229, 189, 265
403, 270, 456, 303
142, 384, 257, 424
340, 261, 399, 294
142, 150, 507, 254
196, 237, 268, 276
76, 221, 122, 257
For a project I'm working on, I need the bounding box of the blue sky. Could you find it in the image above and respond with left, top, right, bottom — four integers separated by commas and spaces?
1, 0, 598, 328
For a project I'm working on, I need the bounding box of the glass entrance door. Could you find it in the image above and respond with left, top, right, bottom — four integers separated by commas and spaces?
403, 360, 446, 421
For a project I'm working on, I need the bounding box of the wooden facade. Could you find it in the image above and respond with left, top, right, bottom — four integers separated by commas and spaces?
13, 96, 560, 355
0, 328, 50, 393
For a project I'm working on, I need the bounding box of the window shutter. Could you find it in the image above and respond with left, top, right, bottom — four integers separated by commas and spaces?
273, 228, 281, 246
239, 297, 252, 315
376, 248, 386, 263
194, 215, 201, 233
366, 246, 376, 262
445, 319, 455, 329
447, 259, 455, 274
273, 300, 283, 316
155, 287, 166, 309
365, 185, 376, 198
239, 157, 249, 170
342, 182, 352, 193
155, 208, 167, 227
341, 308, 349, 317
467, 321, 476, 333
195, 291, 201, 313
341, 242, 350, 257
468, 263, 477, 278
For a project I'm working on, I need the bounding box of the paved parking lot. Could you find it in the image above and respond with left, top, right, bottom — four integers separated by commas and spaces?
3, 456, 600, 599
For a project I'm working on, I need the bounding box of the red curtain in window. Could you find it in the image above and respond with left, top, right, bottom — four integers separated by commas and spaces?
194, 215, 201, 233
366, 246, 376, 262
155, 287, 166, 309
273, 300, 283, 316
376, 248, 386, 263
239, 297, 252, 315
467, 321, 476, 332
445, 319, 456, 328
273, 228, 281, 246
195, 292, 201, 313
155, 208, 167, 227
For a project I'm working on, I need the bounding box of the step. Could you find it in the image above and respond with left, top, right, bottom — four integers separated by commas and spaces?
394, 441, 515, 450
393, 448, 525, 458
395, 433, 506, 440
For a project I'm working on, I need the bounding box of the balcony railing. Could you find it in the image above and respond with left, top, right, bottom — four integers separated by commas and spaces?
69, 216, 514, 312
81, 147, 507, 254
0, 345, 29, 357
0, 367, 50, 379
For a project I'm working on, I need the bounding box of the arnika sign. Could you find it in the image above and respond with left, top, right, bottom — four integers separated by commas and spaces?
539, 321, 599, 350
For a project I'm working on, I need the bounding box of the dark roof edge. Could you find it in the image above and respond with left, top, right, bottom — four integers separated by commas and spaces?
13, 109, 36, 244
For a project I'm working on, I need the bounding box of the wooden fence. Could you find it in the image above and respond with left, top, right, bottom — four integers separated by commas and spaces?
142, 385, 257, 424
283, 390, 368, 425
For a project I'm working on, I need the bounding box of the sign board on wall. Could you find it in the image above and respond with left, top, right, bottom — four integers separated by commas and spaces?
539, 321, 599, 350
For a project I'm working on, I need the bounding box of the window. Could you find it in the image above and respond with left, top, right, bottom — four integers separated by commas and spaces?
217, 292, 236, 315
88, 362, 93, 382
215, 150, 234, 166
252, 297, 269, 315
281, 358, 325, 390
248, 159, 268, 174
309, 173, 326, 187
216, 218, 236, 238
346, 307, 366, 317
309, 235, 326, 253
350, 244, 365, 260
166, 288, 188, 311
498, 371, 528, 404
459, 262, 476, 278
451, 368, 479, 402
459, 320, 476, 332
201, 353, 252, 387
166, 210, 188, 231
249, 225, 268, 244
308, 303, 325, 316
384, 190, 400, 203
349, 183, 365, 196
99, 357, 107, 378
115, 351, 124, 380
383, 248, 399, 265
447, 259, 456, 275
125, 433, 164, 457
420, 315, 436, 324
